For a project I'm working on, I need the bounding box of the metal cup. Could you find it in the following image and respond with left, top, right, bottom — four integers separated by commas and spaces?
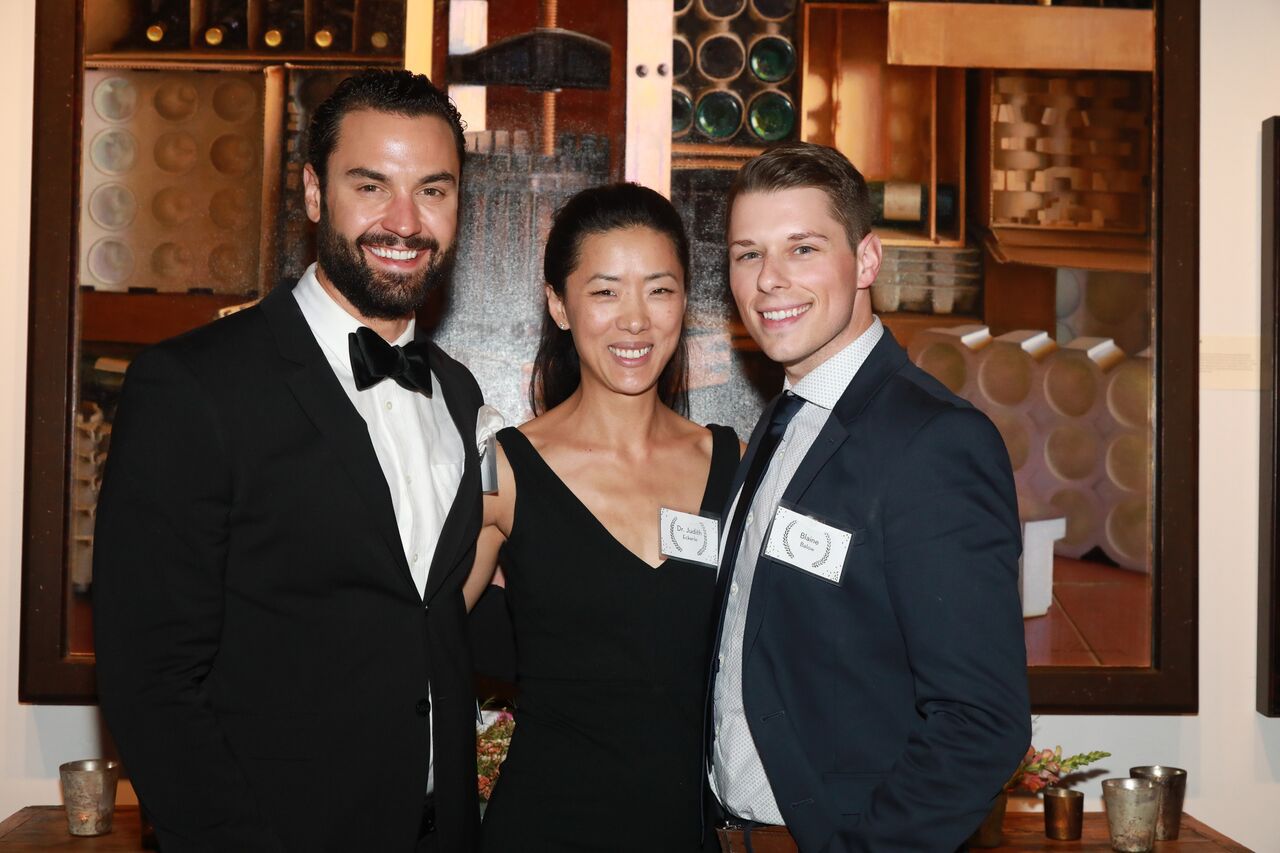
1043, 786, 1084, 840
1102, 777, 1160, 852
1129, 765, 1187, 840
58, 759, 120, 837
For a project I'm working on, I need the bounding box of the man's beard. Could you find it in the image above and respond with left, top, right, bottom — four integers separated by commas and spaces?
315, 206, 457, 320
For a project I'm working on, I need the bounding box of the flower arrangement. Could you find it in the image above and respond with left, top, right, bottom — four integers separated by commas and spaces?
1008, 745, 1111, 794
476, 707, 515, 802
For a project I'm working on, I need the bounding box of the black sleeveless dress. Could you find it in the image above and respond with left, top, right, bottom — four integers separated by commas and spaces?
478, 425, 739, 853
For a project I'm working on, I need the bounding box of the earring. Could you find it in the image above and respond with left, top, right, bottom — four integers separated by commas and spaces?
559, 322, 569, 330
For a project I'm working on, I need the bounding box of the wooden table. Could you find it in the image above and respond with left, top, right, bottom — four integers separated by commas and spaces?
0, 806, 1253, 850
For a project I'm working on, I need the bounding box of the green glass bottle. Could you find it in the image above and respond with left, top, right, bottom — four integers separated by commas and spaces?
867, 181, 958, 228
695, 91, 743, 140
749, 36, 795, 83
747, 91, 794, 142
673, 90, 694, 136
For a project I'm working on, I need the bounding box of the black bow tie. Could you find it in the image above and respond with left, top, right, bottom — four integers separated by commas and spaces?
348, 326, 433, 397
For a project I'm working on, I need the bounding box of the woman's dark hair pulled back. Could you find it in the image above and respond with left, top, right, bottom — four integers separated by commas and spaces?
530, 183, 691, 416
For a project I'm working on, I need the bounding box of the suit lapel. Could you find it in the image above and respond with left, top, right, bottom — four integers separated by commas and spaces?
421, 343, 481, 606
260, 285, 418, 596
740, 330, 910, 658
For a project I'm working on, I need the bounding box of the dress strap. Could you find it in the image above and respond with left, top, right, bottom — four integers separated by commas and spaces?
701, 424, 742, 515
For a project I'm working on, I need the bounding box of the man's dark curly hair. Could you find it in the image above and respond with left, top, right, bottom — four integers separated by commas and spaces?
307, 69, 466, 187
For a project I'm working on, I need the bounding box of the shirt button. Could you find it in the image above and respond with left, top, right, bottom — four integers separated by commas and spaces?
730, 582, 739, 596
384, 400, 393, 411
412, 552, 419, 563
406, 474, 413, 485
718, 653, 724, 667
746, 512, 754, 527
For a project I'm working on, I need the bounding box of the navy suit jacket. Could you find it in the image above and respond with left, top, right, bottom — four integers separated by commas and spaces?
708, 329, 1031, 852
94, 284, 483, 852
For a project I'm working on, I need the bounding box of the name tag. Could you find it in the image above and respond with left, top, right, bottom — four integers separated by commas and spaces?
659, 508, 720, 568
763, 505, 852, 585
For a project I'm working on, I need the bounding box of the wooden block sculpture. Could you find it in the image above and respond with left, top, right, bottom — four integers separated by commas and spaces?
71, 404, 112, 594
990, 72, 1150, 234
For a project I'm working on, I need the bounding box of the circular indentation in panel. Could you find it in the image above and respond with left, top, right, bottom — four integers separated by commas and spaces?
1055, 321, 1076, 344
300, 75, 343, 111
212, 80, 257, 123
1043, 357, 1098, 418
151, 242, 194, 281
1085, 271, 1147, 325
370, 31, 391, 50
88, 183, 137, 230
916, 342, 966, 394
695, 91, 743, 140
977, 346, 1032, 407
672, 89, 694, 137
1056, 268, 1084, 317
90, 129, 138, 175
1106, 358, 1150, 428
1106, 431, 1149, 492
152, 186, 196, 227
154, 131, 199, 174
673, 37, 693, 78
210, 134, 256, 176
92, 77, 137, 122
87, 238, 135, 286
988, 410, 1031, 471
674, 0, 693, 14
153, 80, 200, 121
749, 36, 796, 83
698, 34, 745, 81
209, 187, 254, 230
1105, 499, 1149, 568
209, 243, 250, 285
752, 0, 795, 19
747, 91, 794, 142
701, 0, 746, 18
1045, 424, 1099, 481
1048, 488, 1097, 551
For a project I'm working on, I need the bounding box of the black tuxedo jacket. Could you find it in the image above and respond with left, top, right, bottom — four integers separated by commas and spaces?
94, 283, 483, 852
708, 330, 1031, 853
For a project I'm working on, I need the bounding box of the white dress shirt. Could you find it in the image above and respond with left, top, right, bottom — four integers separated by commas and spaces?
293, 262, 465, 792
711, 317, 884, 823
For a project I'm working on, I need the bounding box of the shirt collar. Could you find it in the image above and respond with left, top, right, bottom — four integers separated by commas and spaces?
293, 263, 416, 374
784, 316, 884, 410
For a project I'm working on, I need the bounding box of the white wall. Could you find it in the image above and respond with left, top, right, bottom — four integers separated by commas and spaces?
0, 0, 119, 816
1024, 5, 1280, 851
2, 2, 1279, 849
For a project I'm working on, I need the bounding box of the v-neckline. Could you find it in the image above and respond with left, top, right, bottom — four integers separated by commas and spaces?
506, 427, 719, 570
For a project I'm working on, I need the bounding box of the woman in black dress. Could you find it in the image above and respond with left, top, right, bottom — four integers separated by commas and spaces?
464, 184, 737, 852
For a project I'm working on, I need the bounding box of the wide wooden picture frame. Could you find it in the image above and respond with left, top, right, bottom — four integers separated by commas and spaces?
21, 0, 1199, 712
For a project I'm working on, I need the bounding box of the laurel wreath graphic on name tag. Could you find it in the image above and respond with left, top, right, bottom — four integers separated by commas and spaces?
781, 519, 832, 567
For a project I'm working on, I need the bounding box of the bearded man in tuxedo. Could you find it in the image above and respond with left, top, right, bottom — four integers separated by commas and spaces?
95, 70, 484, 852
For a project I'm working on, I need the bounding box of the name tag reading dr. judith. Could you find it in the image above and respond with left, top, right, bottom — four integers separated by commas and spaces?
763, 505, 852, 585
659, 508, 720, 568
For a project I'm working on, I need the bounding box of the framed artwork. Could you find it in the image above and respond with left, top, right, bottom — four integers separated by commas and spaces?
21, 0, 1199, 713
1259, 115, 1279, 717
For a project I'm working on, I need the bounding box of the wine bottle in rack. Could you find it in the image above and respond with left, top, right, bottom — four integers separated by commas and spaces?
313, 0, 355, 51
138, 0, 189, 49
203, 1, 248, 49
261, 0, 305, 50
868, 181, 958, 229
363, 0, 405, 54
